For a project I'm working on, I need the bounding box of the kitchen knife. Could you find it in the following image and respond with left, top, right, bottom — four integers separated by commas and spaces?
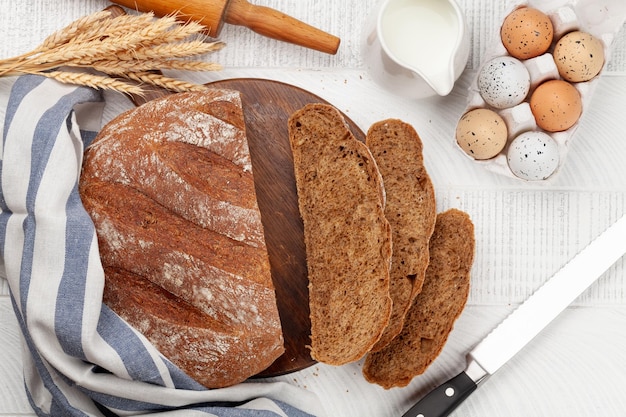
402, 213, 626, 417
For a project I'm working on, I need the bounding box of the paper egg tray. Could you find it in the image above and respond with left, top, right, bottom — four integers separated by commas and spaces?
457, 0, 626, 181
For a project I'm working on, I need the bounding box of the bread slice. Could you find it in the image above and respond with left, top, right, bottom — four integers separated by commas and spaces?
288, 103, 393, 365
365, 119, 436, 352
363, 209, 475, 388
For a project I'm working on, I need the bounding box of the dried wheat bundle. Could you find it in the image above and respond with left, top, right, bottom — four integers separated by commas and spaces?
0, 9, 224, 95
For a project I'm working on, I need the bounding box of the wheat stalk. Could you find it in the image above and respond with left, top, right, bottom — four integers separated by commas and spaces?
38, 70, 145, 95
122, 72, 209, 93
68, 13, 158, 45
36, 11, 113, 51
116, 40, 224, 61
0, 10, 223, 95
88, 59, 222, 75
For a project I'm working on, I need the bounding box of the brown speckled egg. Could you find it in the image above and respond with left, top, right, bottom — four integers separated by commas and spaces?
530, 80, 582, 132
554, 31, 605, 82
501, 7, 554, 60
456, 108, 508, 160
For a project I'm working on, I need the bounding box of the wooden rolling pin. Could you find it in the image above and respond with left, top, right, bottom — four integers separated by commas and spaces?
111, 0, 340, 54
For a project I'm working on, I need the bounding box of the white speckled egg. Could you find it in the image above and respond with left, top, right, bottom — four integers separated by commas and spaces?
478, 56, 531, 109
507, 131, 559, 180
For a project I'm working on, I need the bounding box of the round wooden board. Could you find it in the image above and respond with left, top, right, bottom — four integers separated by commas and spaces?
203, 78, 365, 377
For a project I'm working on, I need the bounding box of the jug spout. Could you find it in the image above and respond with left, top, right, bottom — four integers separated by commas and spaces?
432, 82, 454, 97
422, 70, 456, 97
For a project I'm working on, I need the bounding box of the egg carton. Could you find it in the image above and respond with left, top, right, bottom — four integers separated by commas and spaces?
457, 0, 626, 181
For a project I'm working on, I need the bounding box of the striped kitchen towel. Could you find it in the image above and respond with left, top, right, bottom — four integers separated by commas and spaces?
0, 75, 324, 417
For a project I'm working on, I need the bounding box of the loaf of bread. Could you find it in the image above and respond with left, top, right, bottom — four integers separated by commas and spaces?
365, 119, 436, 352
362, 209, 475, 389
288, 103, 393, 365
79, 90, 284, 388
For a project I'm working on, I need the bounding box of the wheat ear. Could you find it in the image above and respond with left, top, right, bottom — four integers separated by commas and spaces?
0, 10, 223, 95
38, 70, 144, 95
122, 72, 209, 93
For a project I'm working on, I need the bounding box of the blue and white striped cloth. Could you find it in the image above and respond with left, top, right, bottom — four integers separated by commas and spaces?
0, 75, 324, 417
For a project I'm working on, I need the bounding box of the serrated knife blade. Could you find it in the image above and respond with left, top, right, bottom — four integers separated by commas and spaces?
402, 213, 626, 417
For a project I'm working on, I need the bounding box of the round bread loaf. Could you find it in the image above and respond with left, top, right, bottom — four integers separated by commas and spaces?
79, 90, 284, 388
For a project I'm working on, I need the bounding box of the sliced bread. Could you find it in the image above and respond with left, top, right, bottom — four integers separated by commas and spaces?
288, 103, 393, 365
362, 208, 475, 388
365, 119, 437, 352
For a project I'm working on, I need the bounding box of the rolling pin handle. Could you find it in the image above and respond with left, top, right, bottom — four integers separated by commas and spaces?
225, 0, 340, 54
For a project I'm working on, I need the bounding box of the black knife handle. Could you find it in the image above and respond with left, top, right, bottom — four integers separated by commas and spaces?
402, 372, 477, 417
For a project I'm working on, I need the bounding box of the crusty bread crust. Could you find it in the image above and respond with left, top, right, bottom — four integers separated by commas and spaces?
363, 209, 475, 388
366, 119, 436, 352
288, 103, 393, 365
79, 90, 284, 388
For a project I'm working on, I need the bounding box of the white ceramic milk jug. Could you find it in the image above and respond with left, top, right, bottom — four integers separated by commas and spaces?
363, 0, 470, 98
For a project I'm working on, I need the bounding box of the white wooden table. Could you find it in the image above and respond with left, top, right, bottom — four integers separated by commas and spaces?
2, 1, 626, 416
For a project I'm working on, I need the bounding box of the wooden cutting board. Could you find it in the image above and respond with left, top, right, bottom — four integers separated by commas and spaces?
206, 79, 365, 376
132, 78, 365, 376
